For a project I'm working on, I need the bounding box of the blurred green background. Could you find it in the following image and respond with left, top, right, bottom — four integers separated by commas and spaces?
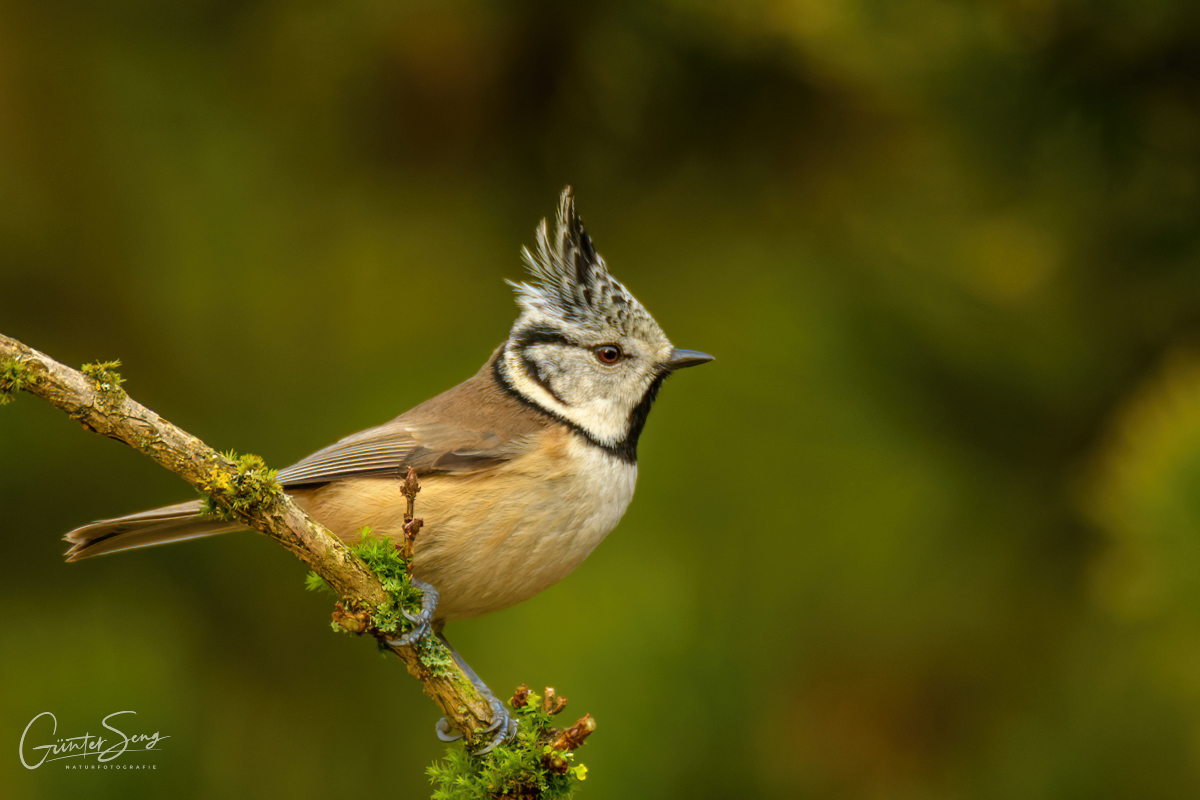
2, 0, 1200, 798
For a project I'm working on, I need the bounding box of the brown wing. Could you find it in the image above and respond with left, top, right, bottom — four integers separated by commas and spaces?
277, 420, 536, 487
278, 347, 551, 487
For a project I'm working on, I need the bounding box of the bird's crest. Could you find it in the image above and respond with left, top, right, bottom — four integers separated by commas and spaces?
510, 187, 654, 337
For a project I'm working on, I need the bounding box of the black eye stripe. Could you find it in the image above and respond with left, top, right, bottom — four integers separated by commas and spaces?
511, 326, 630, 368
511, 325, 577, 350
514, 326, 629, 360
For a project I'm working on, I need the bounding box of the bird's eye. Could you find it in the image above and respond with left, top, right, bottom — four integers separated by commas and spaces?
594, 345, 623, 365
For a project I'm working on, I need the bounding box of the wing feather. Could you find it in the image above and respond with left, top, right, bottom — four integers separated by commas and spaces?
277, 420, 535, 487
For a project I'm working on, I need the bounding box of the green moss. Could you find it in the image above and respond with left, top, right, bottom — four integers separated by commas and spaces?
417, 635, 455, 677
428, 689, 588, 800
0, 357, 36, 405
349, 529, 424, 633
200, 451, 284, 521
304, 571, 331, 594
81, 359, 126, 396
304, 529, 453, 676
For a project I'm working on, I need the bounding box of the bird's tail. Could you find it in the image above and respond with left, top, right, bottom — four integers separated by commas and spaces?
64, 500, 242, 561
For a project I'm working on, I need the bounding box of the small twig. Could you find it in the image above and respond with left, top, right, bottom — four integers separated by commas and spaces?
510, 683, 592, 775
542, 687, 568, 717
542, 714, 597, 775
399, 466, 424, 566
549, 715, 596, 753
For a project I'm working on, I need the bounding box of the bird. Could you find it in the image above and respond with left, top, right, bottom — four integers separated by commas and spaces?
63, 186, 713, 749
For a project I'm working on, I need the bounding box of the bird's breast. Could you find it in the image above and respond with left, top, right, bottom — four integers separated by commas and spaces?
409, 431, 637, 621
296, 429, 637, 621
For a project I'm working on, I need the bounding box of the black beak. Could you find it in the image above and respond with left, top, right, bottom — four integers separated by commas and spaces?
665, 348, 715, 371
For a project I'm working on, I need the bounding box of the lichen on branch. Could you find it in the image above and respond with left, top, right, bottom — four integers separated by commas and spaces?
0, 356, 37, 404
81, 359, 127, 396
199, 452, 285, 522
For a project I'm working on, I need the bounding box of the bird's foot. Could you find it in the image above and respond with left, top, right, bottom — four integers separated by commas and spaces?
435, 716, 462, 743
472, 696, 520, 754
435, 696, 519, 754
384, 577, 438, 649
429, 630, 519, 753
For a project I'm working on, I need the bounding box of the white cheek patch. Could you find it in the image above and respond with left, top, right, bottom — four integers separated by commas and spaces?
561, 399, 630, 445
502, 349, 634, 445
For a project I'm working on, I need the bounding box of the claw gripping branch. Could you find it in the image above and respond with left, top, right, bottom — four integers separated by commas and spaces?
428, 685, 593, 799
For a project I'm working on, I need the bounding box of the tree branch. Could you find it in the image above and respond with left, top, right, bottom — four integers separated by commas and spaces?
0, 332, 498, 741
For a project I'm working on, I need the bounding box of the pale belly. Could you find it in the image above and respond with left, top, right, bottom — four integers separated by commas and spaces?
296, 437, 637, 622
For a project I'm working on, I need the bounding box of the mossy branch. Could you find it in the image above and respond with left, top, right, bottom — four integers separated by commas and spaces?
0, 332, 499, 743
430, 685, 594, 799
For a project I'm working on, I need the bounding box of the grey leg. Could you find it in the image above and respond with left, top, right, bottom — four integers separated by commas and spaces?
434, 631, 519, 754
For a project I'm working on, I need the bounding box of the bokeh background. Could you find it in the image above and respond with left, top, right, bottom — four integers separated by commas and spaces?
2, 1, 1200, 798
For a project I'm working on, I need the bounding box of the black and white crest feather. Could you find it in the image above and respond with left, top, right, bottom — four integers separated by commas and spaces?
499, 186, 677, 453
509, 187, 658, 340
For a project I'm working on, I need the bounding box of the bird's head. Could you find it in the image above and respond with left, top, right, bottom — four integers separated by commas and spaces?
500, 187, 713, 457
